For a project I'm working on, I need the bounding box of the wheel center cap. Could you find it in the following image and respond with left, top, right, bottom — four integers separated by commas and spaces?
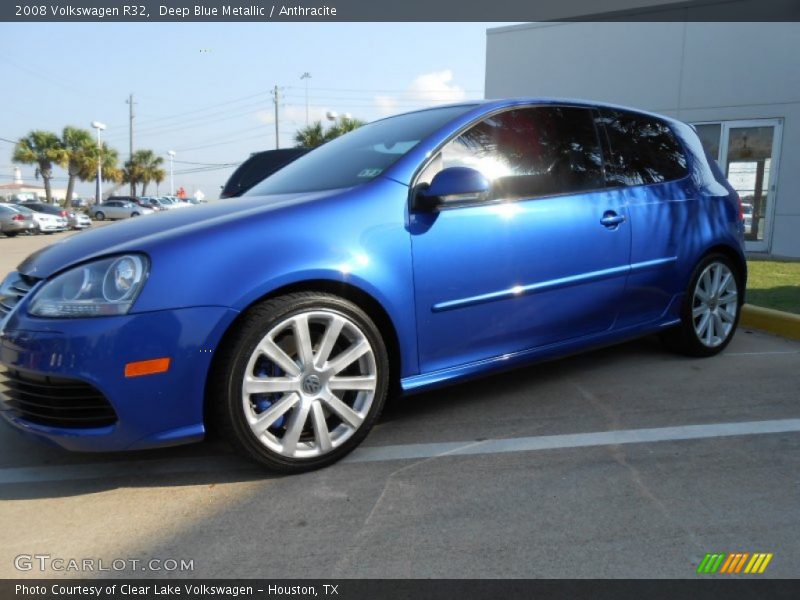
302, 374, 322, 395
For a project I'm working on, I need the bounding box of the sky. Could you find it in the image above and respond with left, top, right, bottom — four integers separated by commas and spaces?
0, 22, 516, 198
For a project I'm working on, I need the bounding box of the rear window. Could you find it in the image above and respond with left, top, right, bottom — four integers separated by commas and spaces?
596, 109, 688, 186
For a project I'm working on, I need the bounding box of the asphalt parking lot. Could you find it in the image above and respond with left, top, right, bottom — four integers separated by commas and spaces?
0, 229, 798, 579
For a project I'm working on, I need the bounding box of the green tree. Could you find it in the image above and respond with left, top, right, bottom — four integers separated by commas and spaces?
324, 117, 365, 141
76, 143, 122, 202
123, 150, 165, 196
293, 117, 365, 149
12, 130, 66, 203
294, 121, 326, 148
60, 126, 96, 207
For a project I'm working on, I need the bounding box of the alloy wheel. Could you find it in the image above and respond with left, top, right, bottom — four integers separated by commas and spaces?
691, 261, 738, 348
241, 309, 377, 459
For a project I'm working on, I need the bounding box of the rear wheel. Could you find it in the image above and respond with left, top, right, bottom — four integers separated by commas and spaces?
4, 232, 17, 238
131, 212, 140, 217
661, 253, 742, 356
211, 292, 390, 473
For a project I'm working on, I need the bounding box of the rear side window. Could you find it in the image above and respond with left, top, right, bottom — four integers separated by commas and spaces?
597, 109, 688, 186
439, 106, 604, 200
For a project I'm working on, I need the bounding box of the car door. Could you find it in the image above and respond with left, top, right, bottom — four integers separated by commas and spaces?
594, 108, 695, 328
410, 106, 632, 374
108, 201, 124, 218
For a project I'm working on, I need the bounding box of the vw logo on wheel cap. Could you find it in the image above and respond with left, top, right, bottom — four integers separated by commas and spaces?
302, 374, 322, 395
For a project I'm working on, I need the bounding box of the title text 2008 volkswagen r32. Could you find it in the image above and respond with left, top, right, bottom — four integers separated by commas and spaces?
0, 99, 745, 472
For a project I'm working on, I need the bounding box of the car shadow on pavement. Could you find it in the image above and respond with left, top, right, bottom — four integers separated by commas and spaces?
0, 336, 671, 501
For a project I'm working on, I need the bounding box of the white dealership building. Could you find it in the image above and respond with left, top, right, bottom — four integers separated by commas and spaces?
485, 3, 799, 257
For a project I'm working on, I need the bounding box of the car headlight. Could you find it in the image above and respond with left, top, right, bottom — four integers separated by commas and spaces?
28, 254, 149, 318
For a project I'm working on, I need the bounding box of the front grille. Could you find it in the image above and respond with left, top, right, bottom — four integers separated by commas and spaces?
0, 273, 38, 318
0, 368, 117, 428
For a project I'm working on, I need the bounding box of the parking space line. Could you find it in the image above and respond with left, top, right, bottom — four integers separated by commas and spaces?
344, 418, 800, 463
1, 418, 799, 485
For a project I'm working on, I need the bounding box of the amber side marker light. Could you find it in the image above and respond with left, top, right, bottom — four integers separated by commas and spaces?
125, 357, 171, 378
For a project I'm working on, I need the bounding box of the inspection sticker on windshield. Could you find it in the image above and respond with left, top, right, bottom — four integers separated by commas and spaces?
357, 168, 383, 178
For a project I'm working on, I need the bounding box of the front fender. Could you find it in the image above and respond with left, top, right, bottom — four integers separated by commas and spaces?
130, 178, 419, 377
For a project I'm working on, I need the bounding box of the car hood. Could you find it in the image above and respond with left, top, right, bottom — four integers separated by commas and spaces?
18, 190, 342, 279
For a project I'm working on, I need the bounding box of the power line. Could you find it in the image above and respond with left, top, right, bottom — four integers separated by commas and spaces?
106, 90, 273, 131
172, 160, 238, 167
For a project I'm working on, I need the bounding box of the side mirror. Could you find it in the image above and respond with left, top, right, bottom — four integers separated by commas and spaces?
416, 167, 490, 211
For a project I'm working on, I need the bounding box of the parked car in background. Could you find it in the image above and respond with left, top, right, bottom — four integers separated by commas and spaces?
0, 204, 37, 237
220, 148, 309, 199
23, 201, 90, 230
158, 196, 190, 209
741, 201, 754, 234
90, 200, 153, 220
135, 197, 164, 212
14, 204, 68, 233
0, 100, 747, 474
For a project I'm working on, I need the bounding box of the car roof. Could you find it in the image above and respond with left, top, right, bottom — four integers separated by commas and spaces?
386, 97, 682, 127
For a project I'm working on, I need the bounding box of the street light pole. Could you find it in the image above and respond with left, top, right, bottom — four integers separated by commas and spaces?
300, 72, 311, 127
91, 121, 106, 206
167, 150, 176, 195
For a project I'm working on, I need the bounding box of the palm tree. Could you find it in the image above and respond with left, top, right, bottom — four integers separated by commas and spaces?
123, 150, 165, 196
151, 169, 165, 195
60, 126, 96, 207
76, 143, 122, 201
324, 117, 365, 141
294, 121, 326, 148
294, 118, 365, 149
12, 131, 66, 203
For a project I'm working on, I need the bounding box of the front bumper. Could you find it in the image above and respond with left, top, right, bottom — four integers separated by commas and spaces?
0, 305, 239, 451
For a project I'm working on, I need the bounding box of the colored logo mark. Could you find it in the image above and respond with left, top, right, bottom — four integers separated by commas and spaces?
697, 552, 773, 574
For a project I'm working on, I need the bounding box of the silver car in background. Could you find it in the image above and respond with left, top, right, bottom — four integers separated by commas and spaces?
13, 204, 67, 233
21, 201, 90, 230
90, 200, 154, 220
0, 204, 37, 237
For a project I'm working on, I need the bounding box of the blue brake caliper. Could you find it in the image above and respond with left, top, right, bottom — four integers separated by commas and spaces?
252, 361, 286, 428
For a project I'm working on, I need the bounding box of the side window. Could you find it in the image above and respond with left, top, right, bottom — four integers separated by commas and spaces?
437, 106, 604, 200
597, 109, 688, 186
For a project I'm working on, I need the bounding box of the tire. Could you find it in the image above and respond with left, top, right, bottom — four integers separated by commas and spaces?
661, 253, 743, 357
131, 212, 140, 217
4, 232, 17, 238
210, 292, 390, 473
95, 212, 105, 221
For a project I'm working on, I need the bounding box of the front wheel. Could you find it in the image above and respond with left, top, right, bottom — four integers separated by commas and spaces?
661, 253, 743, 357
211, 292, 390, 473
131, 212, 140, 217
4, 232, 17, 238
94, 212, 105, 221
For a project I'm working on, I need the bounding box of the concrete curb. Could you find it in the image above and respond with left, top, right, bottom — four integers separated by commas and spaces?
741, 304, 800, 341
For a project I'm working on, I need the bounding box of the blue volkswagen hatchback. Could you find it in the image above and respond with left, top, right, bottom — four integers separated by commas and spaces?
0, 99, 745, 472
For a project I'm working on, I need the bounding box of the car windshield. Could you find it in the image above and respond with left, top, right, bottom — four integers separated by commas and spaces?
247, 104, 477, 195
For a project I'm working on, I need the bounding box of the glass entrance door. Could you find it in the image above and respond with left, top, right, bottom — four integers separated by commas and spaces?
694, 119, 783, 253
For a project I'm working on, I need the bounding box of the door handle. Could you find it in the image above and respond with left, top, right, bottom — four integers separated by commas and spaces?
600, 211, 626, 228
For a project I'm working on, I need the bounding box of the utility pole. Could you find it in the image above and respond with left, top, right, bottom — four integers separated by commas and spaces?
273, 85, 280, 149
126, 93, 136, 195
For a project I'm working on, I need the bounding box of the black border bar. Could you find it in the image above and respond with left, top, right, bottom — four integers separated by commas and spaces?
2, 0, 800, 22
4, 579, 800, 600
